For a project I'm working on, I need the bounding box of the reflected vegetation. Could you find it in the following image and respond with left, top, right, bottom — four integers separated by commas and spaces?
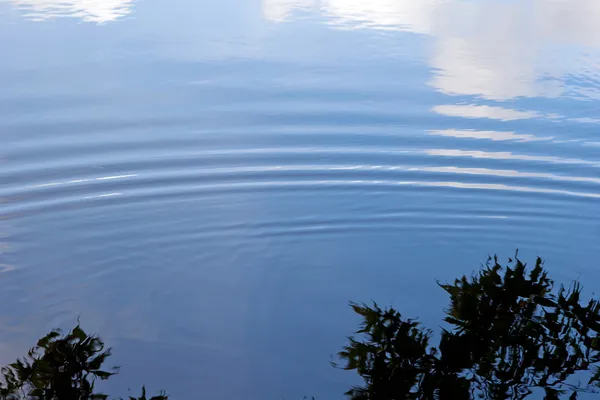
9, 0, 134, 23
0, 324, 167, 399
3, 1, 600, 398
6, 255, 600, 399
340, 255, 600, 399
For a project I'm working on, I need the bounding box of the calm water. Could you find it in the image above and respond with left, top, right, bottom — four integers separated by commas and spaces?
2, 0, 600, 398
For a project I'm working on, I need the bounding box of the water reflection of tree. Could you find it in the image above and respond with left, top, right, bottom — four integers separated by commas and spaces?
0, 325, 167, 399
339, 255, 600, 399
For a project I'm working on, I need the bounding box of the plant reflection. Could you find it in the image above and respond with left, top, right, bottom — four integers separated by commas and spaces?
339, 255, 600, 399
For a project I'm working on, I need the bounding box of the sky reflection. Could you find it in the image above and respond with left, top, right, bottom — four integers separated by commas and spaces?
264, 0, 600, 101
428, 129, 553, 143
431, 105, 542, 122
3, 1, 600, 399
9, 0, 134, 23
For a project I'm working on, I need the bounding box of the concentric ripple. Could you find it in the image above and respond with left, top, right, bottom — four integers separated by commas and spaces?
2, 1, 600, 398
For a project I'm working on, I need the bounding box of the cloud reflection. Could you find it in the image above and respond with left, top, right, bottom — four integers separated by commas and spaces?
428, 129, 553, 142
10, 0, 134, 23
264, 0, 315, 22
412, 166, 600, 185
432, 105, 541, 121
264, 0, 600, 100
426, 149, 600, 167
264, 0, 441, 32
321, 0, 440, 33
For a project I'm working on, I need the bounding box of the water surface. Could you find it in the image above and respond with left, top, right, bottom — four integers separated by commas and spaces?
1, 0, 600, 398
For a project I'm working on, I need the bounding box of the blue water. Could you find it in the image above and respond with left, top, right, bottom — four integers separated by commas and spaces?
1, 0, 600, 398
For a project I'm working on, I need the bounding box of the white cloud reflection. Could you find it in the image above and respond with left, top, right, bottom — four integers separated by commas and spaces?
263, 0, 600, 100
432, 105, 541, 121
411, 166, 600, 186
426, 149, 600, 167
321, 0, 441, 33
428, 129, 553, 142
264, 0, 315, 22
10, 0, 134, 23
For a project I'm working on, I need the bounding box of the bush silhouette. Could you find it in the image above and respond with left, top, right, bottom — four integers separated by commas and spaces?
0, 325, 167, 400
339, 255, 600, 399
4, 254, 600, 399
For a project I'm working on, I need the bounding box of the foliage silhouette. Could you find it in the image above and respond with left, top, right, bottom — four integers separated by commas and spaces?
5, 254, 600, 400
339, 255, 600, 399
0, 325, 167, 400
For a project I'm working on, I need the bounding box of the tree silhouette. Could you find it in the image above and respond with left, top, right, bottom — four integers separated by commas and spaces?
339, 255, 600, 399
3, 254, 600, 399
0, 325, 167, 400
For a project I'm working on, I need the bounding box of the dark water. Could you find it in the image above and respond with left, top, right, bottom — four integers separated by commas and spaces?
2, 0, 600, 398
